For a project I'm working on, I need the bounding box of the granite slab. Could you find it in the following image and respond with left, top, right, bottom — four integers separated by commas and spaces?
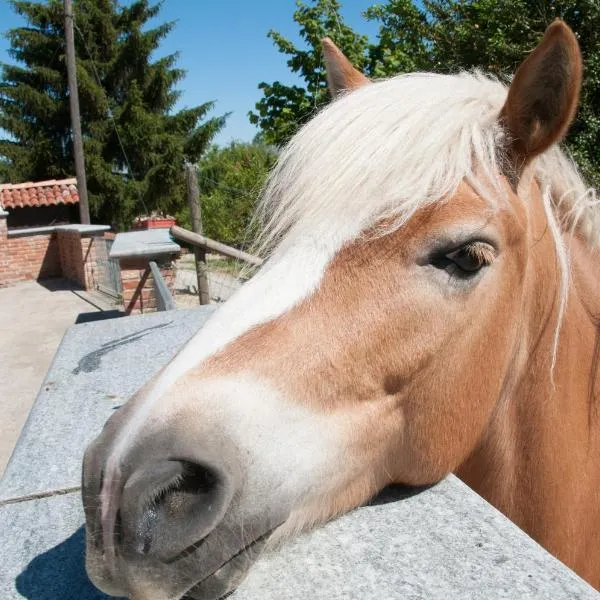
237, 476, 599, 599
0, 306, 216, 502
0, 303, 598, 599
109, 229, 180, 259
0, 492, 121, 600
55, 224, 111, 235
6, 224, 110, 238
1, 478, 598, 600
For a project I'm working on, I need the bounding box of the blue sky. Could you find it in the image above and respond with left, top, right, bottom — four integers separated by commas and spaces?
0, 0, 380, 145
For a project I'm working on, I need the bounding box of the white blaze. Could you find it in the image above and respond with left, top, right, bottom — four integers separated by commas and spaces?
105, 224, 360, 468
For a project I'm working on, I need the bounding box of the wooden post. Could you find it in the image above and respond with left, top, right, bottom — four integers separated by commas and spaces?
186, 164, 210, 304
64, 0, 90, 224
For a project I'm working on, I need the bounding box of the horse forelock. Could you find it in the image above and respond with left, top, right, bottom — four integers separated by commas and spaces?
257, 71, 599, 255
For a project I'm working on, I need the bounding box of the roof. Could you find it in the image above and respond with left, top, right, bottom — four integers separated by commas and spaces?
0, 178, 79, 209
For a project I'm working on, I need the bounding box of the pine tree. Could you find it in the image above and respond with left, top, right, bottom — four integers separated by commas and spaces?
0, 0, 226, 229
0, 1, 72, 182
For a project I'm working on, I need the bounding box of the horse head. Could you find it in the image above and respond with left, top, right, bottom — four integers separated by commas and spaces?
83, 21, 593, 599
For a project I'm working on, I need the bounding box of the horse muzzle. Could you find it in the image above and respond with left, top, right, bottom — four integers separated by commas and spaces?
81, 408, 284, 600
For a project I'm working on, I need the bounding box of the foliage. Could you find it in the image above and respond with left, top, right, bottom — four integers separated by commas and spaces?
177, 142, 278, 249
0, 0, 226, 229
248, 0, 369, 147
251, 0, 600, 188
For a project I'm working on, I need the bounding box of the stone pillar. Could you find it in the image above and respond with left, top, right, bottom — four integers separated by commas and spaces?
119, 255, 177, 315
0, 207, 7, 236
57, 230, 83, 286
109, 227, 180, 315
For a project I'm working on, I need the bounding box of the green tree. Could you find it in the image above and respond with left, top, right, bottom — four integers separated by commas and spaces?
178, 142, 277, 249
252, 0, 600, 187
248, 0, 369, 146
368, 0, 600, 187
0, 0, 226, 229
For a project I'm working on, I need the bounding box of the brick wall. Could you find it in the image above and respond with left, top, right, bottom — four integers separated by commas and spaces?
0, 227, 62, 287
0, 217, 179, 316
0, 219, 106, 289
57, 230, 98, 290
119, 256, 177, 315
57, 230, 82, 285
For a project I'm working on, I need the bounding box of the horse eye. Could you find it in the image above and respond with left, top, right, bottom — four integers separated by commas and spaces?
445, 242, 494, 274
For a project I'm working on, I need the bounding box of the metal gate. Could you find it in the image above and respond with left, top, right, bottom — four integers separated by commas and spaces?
95, 237, 122, 299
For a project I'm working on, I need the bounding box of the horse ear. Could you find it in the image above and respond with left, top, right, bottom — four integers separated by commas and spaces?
502, 20, 582, 171
321, 37, 370, 98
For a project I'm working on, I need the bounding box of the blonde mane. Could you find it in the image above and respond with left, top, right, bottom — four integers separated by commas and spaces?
256, 71, 600, 256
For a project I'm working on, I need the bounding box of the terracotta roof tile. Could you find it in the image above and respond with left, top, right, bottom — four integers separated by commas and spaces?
0, 178, 79, 209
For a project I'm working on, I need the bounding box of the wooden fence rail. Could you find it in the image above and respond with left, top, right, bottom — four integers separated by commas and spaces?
170, 225, 264, 267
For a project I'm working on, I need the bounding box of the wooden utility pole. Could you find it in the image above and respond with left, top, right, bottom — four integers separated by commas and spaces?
185, 164, 210, 304
64, 0, 90, 224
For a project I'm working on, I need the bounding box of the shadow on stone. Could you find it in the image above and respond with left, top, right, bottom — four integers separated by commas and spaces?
16, 527, 124, 600
368, 482, 436, 506
72, 322, 171, 374
75, 311, 123, 324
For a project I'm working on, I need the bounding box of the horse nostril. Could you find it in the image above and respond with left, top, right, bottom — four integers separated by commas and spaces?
169, 460, 219, 496
121, 458, 234, 563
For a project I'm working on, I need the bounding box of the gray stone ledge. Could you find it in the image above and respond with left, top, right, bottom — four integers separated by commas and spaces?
55, 224, 111, 235
0, 306, 217, 502
0, 304, 598, 599
1, 479, 598, 600
109, 229, 180, 259
6, 224, 110, 237
235, 477, 598, 600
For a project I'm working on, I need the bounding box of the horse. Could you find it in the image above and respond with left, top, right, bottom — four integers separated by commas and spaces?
82, 20, 600, 599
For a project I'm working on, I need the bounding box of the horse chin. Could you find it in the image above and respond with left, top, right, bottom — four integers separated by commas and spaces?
85, 516, 279, 600
181, 530, 273, 600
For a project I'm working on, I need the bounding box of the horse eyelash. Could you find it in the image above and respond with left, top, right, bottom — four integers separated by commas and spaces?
462, 241, 496, 266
